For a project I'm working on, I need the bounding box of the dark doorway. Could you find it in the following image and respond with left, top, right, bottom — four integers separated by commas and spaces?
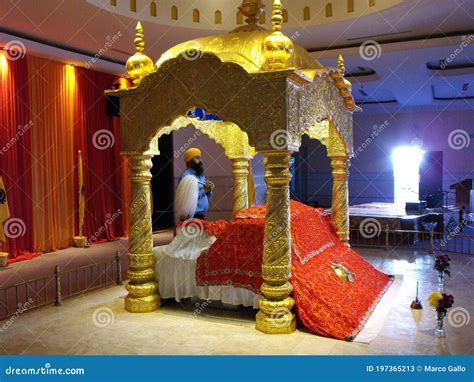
151, 133, 175, 230
419, 150, 443, 208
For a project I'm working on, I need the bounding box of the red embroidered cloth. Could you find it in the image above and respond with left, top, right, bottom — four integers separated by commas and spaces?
192, 200, 393, 340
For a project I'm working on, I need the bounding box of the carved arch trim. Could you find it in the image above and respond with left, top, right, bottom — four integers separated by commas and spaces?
154, 115, 256, 159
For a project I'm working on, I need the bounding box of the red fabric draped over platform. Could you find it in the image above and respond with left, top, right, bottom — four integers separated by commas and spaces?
194, 201, 393, 340
0, 54, 39, 262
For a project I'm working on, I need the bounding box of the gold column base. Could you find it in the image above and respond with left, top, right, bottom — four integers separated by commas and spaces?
256, 295, 296, 334
125, 293, 160, 313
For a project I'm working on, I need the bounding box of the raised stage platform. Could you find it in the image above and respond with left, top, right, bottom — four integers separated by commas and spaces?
0, 231, 174, 319
348, 203, 445, 246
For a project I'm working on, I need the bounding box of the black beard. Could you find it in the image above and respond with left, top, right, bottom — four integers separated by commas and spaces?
190, 161, 204, 176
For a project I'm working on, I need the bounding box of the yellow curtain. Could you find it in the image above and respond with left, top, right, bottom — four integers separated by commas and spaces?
28, 57, 76, 251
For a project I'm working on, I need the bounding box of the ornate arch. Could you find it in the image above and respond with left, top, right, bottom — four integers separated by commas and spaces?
304, 118, 347, 157
287, 71, 354, 157
154, 115, 255, 160
116, 53, 298, 156
303, 117, 350, 244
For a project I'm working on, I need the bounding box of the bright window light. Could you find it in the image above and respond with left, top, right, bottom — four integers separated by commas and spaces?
392, 146, 424, 205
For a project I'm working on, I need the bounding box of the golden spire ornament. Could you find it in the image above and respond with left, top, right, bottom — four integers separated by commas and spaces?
262, 0, 293, 70
126, 21, 154, 85
337, 54, 345, 74
337, 53, 352, 90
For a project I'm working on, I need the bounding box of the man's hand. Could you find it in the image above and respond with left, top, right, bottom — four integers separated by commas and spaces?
204, 180, 215, 193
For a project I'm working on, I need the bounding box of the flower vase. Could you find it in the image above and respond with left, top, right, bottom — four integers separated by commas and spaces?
437, 272, 445, 292
435, 311, 446, 337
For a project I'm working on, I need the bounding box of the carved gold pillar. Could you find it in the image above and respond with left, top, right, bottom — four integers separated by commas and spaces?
256, 151, 295, 334
330, 156, 350, 245
231, 158, 249, 214
125, 154, 160, 312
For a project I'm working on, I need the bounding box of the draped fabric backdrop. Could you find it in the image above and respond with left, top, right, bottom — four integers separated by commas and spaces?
0, 52, 37, 262
28, 56, 76, 252
0, 51, 131, 262
75, 68, 128, 243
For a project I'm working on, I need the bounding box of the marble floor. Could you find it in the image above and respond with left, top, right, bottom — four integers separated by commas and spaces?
0, 248, 472, 355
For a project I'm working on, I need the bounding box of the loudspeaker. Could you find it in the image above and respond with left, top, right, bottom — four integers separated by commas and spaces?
106, 95, 120, 117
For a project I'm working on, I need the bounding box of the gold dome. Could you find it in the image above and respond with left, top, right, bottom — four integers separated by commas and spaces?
156, 28, 322, 73
156, 0, 321, 73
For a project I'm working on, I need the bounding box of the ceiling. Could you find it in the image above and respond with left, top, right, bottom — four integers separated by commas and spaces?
0, 0, 473, 110
315, 35, 474, 112
85, 0, 406, 31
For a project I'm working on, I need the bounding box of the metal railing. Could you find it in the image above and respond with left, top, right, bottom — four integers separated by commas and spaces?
0, 252, 123, 321
350, 227, 473, 255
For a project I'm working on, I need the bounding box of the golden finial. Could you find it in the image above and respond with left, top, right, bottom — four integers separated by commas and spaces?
337, 54, 345, 74
262, 0, 293, 70
271, 0, 283, 32
134, 21, 145, 53
337, 53, 352, 90
126, 21, 154, 85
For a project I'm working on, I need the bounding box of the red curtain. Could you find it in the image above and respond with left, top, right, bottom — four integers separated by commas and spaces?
0, 53, 39, 262
74, 68, 127, 243
0, 51, 131, 262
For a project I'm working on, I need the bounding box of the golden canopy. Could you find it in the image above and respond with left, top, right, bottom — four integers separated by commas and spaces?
156, 28, 323, 73
108, 0, 357, 336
